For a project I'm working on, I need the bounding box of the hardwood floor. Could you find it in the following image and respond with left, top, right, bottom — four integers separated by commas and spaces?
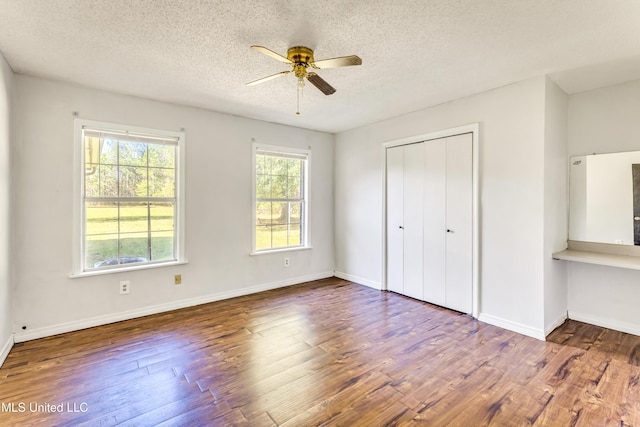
1, 277, 639, 426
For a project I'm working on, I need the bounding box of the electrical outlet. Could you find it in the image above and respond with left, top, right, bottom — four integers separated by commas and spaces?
284, 257, 290, 267
119, 280, 130, 295
174, 274, 182, 285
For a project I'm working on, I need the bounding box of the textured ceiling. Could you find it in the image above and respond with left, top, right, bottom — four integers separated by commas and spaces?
1, 0, 640, 133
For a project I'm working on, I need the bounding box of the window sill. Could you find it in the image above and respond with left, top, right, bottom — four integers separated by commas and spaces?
250, 246, 312, 256
69, 260, 188, 279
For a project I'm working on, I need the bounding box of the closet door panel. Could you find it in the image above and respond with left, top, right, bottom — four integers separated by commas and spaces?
423, 138, 447, 306
445, 133, 473, 313
403, 143, 424, 300
386, 146, 404, 294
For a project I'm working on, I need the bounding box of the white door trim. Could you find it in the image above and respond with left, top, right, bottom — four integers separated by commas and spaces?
381, 123, 480, 318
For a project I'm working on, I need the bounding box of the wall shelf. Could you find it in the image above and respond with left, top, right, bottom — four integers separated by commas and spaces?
553, 241, 640, 270
552, 249, 640, 270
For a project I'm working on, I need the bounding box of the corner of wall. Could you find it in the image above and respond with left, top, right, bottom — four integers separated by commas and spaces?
0, 334, 14, 367
0, 51, 15, 366
334, 271, 381, 290
478, 312, 546, 341
543, 76, 569, 332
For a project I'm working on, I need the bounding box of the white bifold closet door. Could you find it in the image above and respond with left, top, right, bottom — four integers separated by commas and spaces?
386, 146, 405, 295
423, 139, 447, 307
386, 133, 472, 314
401, 143, 425, 300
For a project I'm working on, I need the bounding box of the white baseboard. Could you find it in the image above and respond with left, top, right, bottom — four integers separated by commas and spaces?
478, 313, 546, 341
0, 334, 14, 368
544, 312, 568, 337
334, 271, 381, 290
568, 311, 640, 337
14, 271, 334, 343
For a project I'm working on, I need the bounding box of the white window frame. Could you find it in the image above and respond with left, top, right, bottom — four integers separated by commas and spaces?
251, 143, 311, 254
71, 119, 186, 277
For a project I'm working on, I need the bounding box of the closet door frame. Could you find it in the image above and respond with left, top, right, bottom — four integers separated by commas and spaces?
382, 123, 480, 318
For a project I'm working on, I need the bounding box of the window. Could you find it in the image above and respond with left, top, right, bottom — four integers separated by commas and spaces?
73, 119, 185, 274
253, 145, 309, 252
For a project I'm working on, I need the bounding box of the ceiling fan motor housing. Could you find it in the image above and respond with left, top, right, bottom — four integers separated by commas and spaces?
287, 46, 315, 65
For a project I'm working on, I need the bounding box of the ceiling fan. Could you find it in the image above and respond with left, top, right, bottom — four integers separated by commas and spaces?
247, 45, 362, 113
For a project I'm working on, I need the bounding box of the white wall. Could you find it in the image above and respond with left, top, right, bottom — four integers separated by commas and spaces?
567, 78, 640, 335
543, 78, 568, 334
0, 54, 13, 364
12, 76, 335, 341
335, 77, 551, 338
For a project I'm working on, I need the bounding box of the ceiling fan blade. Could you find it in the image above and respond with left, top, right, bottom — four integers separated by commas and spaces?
307, 73, 336, 95
246, 71, 291, 86
250, 46, 292, 64
311, 55, 362, 69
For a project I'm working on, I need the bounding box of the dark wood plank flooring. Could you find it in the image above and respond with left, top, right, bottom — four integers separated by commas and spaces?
1, 277, 639, 426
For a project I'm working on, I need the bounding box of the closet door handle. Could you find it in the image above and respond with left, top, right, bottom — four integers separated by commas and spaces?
399, 226, 404, 229
446, 229, 454, 233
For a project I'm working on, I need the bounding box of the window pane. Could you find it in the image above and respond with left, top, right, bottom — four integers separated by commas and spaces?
288, 224, 302, 246
272, 157, 288, 175
287, 177, 301, 199
86, 202, 118, 236
148, 144, 175, 168
256, 202, 272, 226
256, 225, 271, 250
85, 167, 100, 197
256, 175, 271, 199
256, 154, 267, 175
120, 203, 148, 233
119, 166, 148, 197
149, 168, 175, 197
150, 203, 174, 232
289, 202, 301, 225
271, 174, 287, 198
288, 159, 301, 176
85, 136, 101, 167
271, 225, 288, 248
100, 139, 118, 165
272, 202, 287, 225
151, 231, 174, 261
100, 165, 118, 197
119, 232, 148, 260
119, 140, 147, 166
85, 234, 118, 269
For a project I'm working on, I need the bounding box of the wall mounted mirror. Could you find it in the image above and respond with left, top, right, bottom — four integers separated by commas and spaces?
570, 150, 640, 245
